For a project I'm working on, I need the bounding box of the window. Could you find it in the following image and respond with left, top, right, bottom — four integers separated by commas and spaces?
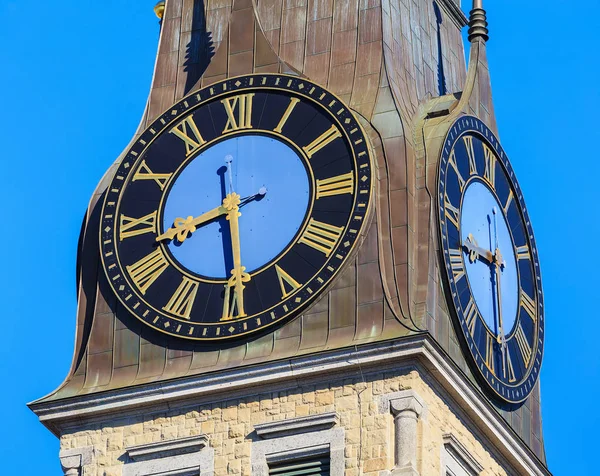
123, 435, 214, 476
252, 412, 343, 476
269, 451, 331, 476
442, 434, 483, 476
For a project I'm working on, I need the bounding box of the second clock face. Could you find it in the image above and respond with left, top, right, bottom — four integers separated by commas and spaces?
438, 116, 544, 403
100, 74, 373, 340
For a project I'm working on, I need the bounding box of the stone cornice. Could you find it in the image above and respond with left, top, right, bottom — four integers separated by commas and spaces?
437, 0, 468, 29
29, 334, 550, 476
126, 435, 208, 461
255, 412, 339, 439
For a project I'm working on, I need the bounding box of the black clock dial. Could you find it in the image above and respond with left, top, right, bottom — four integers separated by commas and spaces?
100, 74, 373, 340
438, 116, 544, 403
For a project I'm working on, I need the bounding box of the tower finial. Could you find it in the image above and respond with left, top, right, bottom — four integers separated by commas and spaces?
154, 1, 166, 20
468, 0, 489, 42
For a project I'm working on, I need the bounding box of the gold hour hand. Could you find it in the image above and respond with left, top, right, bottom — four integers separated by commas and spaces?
156, 189, 266, 244
156, 194, 240, 243
463, 234, 494, 264
156, 206, 226, 243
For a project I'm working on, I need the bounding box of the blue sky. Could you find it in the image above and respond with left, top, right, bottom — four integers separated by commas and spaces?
0, 0, 597, 474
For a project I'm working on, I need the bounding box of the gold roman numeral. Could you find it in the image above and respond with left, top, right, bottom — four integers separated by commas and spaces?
222, 93, 254, 132
463, 136, 477, 175
222, 283, 248, 321
504, 190, 514, 214
298, 218, 344, 257
485, 333, 495, 374
126, 248, 169, 294
448, 149, 465, 192
316, 172, 354, 199
514, 323, 532, 366
303, 125, 342, 159
520, 288, 537, 322
132, 160, 173, 191
274, 97, 300, 133
163, 277, 198, 319
275, 265, 302, 299
506, 349, 517, 383
483, 144, 496, 188
449, 249, 465, 282
464, 297, 478, 336
444, 193, 460, 229
516, 244, 530, 261
170, 116, 206, 157
120, 212, 157, 241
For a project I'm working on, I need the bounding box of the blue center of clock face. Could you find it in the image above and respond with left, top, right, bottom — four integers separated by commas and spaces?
162, 134, 310, 279
460, 181, 519, 335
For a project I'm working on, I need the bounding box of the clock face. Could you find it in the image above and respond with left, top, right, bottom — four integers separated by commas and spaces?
100, 74, 373, 340
438, 116, 544, 403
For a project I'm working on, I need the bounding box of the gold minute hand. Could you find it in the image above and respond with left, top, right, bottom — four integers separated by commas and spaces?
156, 204, 227, 243
494, 250, 508, 377
221, 194, 251, 321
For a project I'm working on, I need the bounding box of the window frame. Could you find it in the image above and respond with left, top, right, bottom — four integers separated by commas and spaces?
122, 435, 214, 476
252, 412, 344, 476
441, 434, 483, 476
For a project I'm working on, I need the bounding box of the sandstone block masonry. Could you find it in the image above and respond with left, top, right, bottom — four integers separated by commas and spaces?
59, 369, 508, 476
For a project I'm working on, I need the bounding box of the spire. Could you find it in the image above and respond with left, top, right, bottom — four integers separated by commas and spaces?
468, 0, 489, 43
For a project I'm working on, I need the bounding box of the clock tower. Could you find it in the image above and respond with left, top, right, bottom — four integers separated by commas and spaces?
30, 0, 550, 475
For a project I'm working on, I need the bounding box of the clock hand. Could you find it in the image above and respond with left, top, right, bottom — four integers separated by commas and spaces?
156, 190, 265, 243
492, 207, 499, 252
156, 204, 228, 243
491, 209, 507, 267
239, 186, 267, 208
221, 196, 251, 321
491, 208, 508, 376
463, 234, 494, 264
157, 192, 242, 243
221, 187, 268, 319
225, 154, 235, 194
494, 254, 508, 377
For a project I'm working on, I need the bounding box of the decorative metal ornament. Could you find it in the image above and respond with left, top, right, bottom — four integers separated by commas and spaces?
154, 1, 166, 19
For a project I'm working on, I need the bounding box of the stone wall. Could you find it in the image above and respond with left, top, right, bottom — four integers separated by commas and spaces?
60, 369, 509, 476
